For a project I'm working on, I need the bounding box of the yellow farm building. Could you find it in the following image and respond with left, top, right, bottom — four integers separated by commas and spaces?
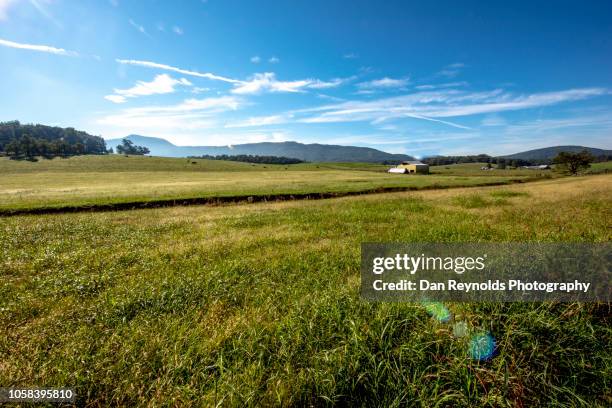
388, 161, 429, 174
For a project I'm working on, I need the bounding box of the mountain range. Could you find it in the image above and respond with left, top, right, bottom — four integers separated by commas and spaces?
106, 135, 611, 163
106, 135, 416, 163
500, 145, 612, 161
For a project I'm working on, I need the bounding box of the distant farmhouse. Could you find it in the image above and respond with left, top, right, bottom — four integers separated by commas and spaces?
388, 161, 429, 174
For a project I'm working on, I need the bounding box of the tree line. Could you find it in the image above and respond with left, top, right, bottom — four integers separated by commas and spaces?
421, 153, 612, 167
0, 121, 107, 160
188, 154, 304, 164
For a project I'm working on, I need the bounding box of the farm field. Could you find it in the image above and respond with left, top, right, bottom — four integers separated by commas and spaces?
1, 174, 610, 406
0, 156, 539, 213
589, 160, 612, 173
429, 162, 552, 176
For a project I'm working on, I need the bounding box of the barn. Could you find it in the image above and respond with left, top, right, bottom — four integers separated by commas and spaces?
388, 161, 429, 174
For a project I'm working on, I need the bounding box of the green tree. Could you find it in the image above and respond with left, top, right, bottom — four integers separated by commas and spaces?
5, 139, 22, 158
497, 158, 506, 169
116, 139, 150, 155
553, 150, 594, 175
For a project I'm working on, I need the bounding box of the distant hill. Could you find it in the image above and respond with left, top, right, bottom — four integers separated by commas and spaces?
502, 146, 612, 161
0, 121, 107, 157
105, 135, 415, 163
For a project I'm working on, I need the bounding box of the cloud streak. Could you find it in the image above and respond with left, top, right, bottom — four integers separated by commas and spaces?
129, 19, 150, 36
97, 96, 242, 132
0, 37, 78, 56
357, 77, 409, 90
104, 74, 192, 103
231, 73, 354, 94
296, 88, 607, 126
116, 59, 241, 84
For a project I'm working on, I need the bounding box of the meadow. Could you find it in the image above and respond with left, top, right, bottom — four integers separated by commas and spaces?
0, 156, 539, 213
1, 171, 610, 406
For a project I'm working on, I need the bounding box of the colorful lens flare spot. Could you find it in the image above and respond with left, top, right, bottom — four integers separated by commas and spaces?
423, 302, 451, 322
469, 332, 496, 361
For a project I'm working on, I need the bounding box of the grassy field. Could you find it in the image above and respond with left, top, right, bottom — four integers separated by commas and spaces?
589, 161, 612, 174
1, 174, 610, 406
0, 156, 538, 213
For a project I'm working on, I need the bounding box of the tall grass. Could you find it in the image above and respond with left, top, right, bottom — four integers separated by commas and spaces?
0, 175, 610, 406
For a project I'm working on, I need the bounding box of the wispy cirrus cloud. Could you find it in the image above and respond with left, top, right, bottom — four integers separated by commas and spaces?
0, 37, 78, 56
357, 77, 410, 90
296, 88, 607, 126
219, 87, 608, 132
231, 73, 311, 94
415, 81, 469, 90
230, 72, 351, 94
97, 96, 242, 132
437, 62, 466, 78
115, 59, 352, 95
128, 19, 151, 37
104, 74, 192, 104
116, 59, 241, 84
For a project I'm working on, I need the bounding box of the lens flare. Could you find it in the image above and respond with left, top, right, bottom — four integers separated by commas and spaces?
422, 301, 451, 322
469, 332, 496, 361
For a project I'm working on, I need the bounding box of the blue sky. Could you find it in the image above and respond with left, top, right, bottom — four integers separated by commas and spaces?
1, 0, 611, 156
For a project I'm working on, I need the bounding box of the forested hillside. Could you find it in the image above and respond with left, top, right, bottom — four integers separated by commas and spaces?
0, 121, 107, 159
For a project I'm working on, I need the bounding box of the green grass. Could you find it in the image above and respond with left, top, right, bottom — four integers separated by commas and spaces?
0, 156, 535, 212
453, 193, 510, 208
0, 155, 388, 173
430, 162, 554, 177
588, 161, 612, 174
1, 174, 610, 406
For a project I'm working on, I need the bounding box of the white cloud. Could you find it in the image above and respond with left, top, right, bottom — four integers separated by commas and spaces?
104, 74, 192, 103
129, 19, 149, 36
295, 87, 608, 128
343, 53, 358, 59
104, 95, 127, 103
268, 56, 279, 63
415, 81, 469, 90
231, 73, 353, 94
191, 86, 210, 94
231, 72, 311, 94
0, 37, 78, 56
357, 77, 409, 90
172, 26, 183, 35
116, 59, 351, 95
116, 58, 241, 84
250, 55, 261, 63
97, 96, 242, 132
309, 77, 352, 89
437, 63, 466, 78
